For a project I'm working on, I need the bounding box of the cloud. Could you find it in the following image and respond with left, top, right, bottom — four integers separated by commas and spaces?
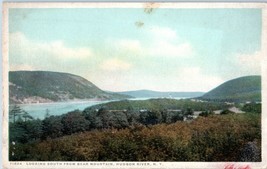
176, 67, 224, 92
100, 58, 132, 71
10, 32, 94, 61
150, 26, 177, 40
235, 51, 262, 74
147, 26, 194, 58
9, 64, 35, 71
107, 26, 194, 59
148, 41, 193, 58
116, 39, 142, 54
48, 41, 93, 59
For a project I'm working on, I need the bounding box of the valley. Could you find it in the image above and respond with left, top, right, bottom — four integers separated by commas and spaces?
8, 71, 262, 162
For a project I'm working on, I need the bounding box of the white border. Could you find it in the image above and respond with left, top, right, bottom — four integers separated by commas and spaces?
2, 2, 267, 169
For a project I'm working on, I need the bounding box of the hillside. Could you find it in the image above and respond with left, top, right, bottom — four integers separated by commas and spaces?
200, 76, 261, 102
117, 90, 204, 98
9, 71, 130, 104
84, 98, 230, 113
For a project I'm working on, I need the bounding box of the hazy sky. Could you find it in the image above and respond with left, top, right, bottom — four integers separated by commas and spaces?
9, 8, 262, 92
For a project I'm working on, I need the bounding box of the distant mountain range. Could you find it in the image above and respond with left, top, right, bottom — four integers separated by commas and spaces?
117, 90, 204, 98
9, 71, 130, 104
200, 76, 261, 102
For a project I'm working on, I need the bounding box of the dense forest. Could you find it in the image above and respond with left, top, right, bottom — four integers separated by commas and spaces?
9, 99, 261, 161
10, 113, 261, 161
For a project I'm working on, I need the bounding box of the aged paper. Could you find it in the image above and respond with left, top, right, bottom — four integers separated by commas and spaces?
2, 2, 267, 169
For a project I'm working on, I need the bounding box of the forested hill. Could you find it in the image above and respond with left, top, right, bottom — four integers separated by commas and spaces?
200, 76, 261, 102
84, 98, 230, 113
117, 90, 204, 98
9, 71, 130, 104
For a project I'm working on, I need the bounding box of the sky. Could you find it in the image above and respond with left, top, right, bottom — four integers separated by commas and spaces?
9, 8, 262, 92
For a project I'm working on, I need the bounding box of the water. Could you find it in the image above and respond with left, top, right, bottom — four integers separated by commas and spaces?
10, 97, 185, 120
10, 100, 110, 120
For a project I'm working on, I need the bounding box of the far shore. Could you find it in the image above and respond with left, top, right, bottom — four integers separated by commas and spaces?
9, 98, 115, 106
10, 97, 190, 106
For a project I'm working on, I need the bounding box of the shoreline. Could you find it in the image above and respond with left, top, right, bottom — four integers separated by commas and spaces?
9, 97, 187, 106
9, 99, 115, 106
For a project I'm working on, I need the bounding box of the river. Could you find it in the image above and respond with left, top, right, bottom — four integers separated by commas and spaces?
10, 97, 186, 120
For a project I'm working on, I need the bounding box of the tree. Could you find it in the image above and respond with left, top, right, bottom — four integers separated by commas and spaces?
9, 105, 24, 123
126, 110, 140, 126
44, 109, 51, 118
61, 110, 90, 135
185, 107, 194, 116
42, 116, 64, 139
242, 103, 261, 114
9, 120, 28, 143
22, 111, 33, 122
112, 111, 129, 129
199, 110, 214, 117
220, 109, 234, 115
140, 110, 162, 125
26, 119, 43, 141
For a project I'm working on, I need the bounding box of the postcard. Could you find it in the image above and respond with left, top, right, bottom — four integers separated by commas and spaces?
2, 2, 267, 169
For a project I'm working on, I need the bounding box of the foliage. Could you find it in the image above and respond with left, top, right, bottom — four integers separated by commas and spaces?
61, 110, 90, 134
9, 105, 26, 123
42, 116, 64, 139
9, 119, 43, 144
241, 103, 261, 114
9, 99, 234, 147
220, 109, 235, 115
21, 111, 34, 122
199, 110, 214, 117
10, 113, 261, 162
84, 98, 230, 115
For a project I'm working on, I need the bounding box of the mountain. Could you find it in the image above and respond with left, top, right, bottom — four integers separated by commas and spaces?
9, 71, 130, 104
117, 90, 204, 98
200, 76, 261, 102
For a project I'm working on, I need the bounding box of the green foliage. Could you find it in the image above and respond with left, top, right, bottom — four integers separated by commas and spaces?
9, 118, 43, 144
9, 105, 25, 123
241, 103, 261, 114
10, 113, 261, 162
84, 98, 230, 115
140, 110, 162, 125
199, 110, 214, 117
27, 119, 43, 140
9, 99, 233, 147
61, 110, 90, 134
21, 111, 34, 122
184, 107, 194, 116
42, 116, 64, 139
161, 110, 183, 124
9, 121, 29, 144
220, 109, 235, 115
